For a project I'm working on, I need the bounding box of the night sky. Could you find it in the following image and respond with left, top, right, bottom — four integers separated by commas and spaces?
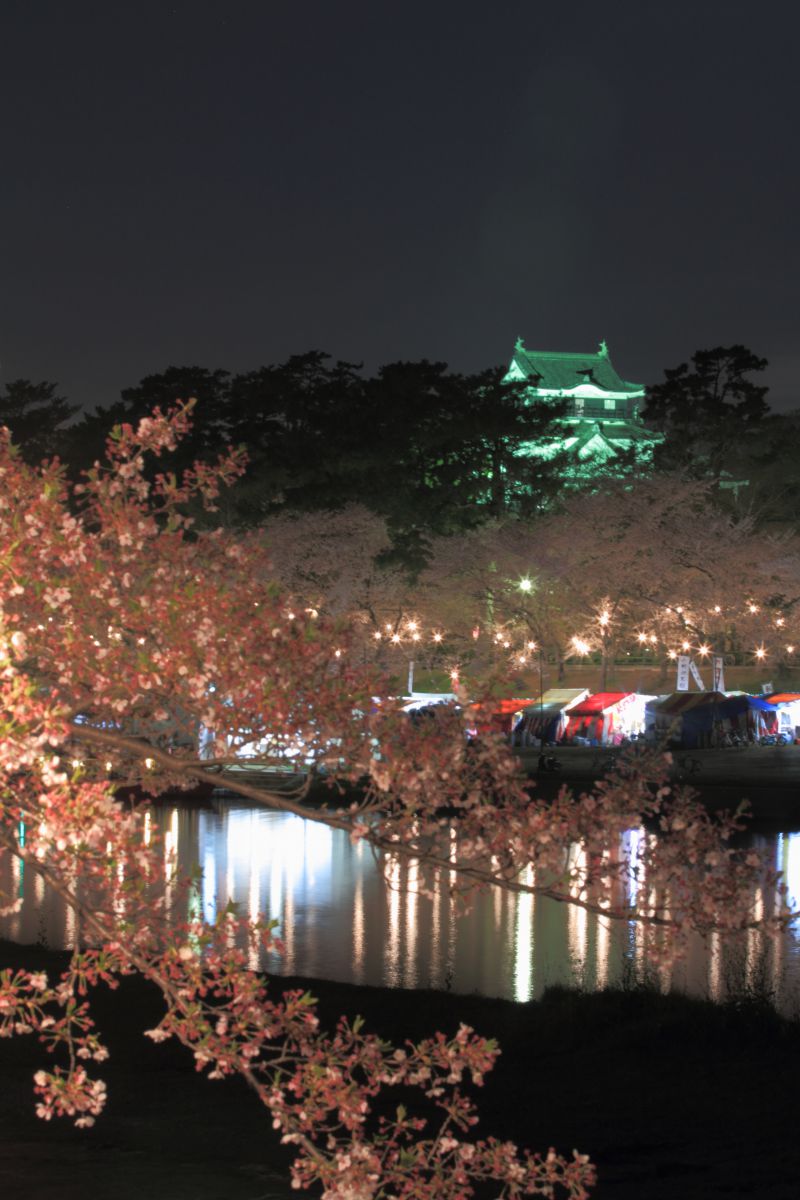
2, 0, 799, 412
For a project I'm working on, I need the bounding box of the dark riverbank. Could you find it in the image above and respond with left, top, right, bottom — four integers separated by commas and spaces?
1, 939, 799, 1199
516, 745, 800, 824
221, 745, 800, 825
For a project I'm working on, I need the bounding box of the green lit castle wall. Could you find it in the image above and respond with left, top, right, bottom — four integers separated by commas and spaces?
505, 338, 661, 479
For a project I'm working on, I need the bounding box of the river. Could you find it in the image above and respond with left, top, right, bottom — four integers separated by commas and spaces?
3, 797, 800, 1014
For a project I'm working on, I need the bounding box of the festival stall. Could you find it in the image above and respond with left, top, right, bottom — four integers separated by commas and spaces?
715, 693, 779, 742
645, 692, 728, 748
470, 698, 539, 736
564, 692, 654, 746
764, 693, 800, 742
511, 689, 589, 747
646, 691, 778, 748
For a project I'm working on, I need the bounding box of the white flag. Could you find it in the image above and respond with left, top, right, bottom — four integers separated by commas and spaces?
688, 658, 705, 689
712, 655, 725, 692
676, 655, 690, 691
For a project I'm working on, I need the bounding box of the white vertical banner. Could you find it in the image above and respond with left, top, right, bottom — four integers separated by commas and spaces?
688, 658, 705, 689
676, 655, 690, 691
712, 655, 725, 692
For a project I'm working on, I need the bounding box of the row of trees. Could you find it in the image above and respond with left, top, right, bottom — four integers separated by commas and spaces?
259, 477, 800, 689
0, 359, 575, 559
1, 406, 795, 1197
4, 344, 795, 563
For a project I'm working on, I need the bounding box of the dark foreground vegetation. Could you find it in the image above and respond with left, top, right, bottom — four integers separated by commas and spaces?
1, 939, 798, 1200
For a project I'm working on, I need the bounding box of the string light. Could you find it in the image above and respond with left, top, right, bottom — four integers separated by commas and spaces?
518, 578, 532, 592
334, 649, 342, 658
339, 594, 794, 671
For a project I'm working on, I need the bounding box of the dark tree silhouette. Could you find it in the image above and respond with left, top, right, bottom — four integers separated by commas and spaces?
644, 345, 769, 480
0, 379, 78, 463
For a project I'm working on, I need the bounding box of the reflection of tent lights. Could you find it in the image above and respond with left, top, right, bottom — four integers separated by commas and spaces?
785, 833, 800, 914
219, 810, 334, 896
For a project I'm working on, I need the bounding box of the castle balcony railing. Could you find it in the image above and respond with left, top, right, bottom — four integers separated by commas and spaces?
562, 399, 640, 420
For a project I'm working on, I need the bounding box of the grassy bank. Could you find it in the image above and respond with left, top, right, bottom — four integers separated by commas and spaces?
1, 939, 798, 1199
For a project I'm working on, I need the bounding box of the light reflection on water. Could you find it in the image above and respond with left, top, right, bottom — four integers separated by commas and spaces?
3, 802, 800, 1014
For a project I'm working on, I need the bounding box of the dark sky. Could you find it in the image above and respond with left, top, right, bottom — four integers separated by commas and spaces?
2, 0, 798, 412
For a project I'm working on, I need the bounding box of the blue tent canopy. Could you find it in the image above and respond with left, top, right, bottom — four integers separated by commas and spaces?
718, 694, 777, 716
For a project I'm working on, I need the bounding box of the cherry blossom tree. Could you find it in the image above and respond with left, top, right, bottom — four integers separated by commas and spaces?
418, 477, 800, 686
0, 406, 795, 1198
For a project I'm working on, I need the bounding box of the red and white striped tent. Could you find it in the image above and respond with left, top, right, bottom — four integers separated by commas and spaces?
564, 692, 652, 746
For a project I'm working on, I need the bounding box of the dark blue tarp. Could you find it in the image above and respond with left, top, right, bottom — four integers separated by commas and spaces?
677, 694, 777, 747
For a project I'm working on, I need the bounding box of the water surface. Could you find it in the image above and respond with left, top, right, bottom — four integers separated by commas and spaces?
3, 800, 800, 1014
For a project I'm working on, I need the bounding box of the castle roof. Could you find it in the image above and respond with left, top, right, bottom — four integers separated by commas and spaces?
510, 339, 644, 395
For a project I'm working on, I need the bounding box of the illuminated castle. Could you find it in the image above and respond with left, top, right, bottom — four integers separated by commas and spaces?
506, 338, 659, 476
